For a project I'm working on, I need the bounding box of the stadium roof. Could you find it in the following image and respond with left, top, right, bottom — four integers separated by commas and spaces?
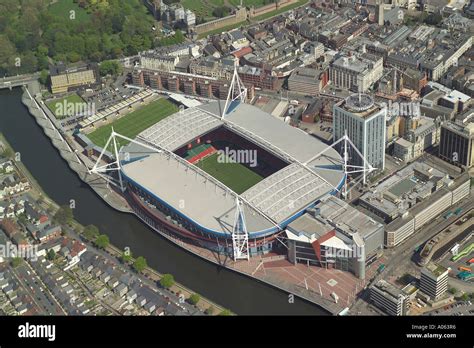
120, 144, 274, 237
120, 101, 345, 235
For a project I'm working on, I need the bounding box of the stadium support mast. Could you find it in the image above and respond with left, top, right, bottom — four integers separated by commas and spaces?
221, 65, 247, 119
304, 130, 376, 200
232, 196, 250, 261
89, 129, 163, 192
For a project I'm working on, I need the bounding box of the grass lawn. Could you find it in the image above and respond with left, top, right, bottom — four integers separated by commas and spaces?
195, 153, 263, 194
87, 98, 178, 149
46, 94, 86, 119
181, 0, 215, 18
48, 0, 91, 23
229, 0, 268, 7
198, 20, 248, 39
253, 0, 308, 21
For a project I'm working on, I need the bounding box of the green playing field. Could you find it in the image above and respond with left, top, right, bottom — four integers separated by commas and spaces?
87, 98, 178, 149
195, 153, 263, 194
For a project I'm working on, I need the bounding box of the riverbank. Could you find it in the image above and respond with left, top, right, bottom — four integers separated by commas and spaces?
18, 85, 333, 315
19, 85, 226, 315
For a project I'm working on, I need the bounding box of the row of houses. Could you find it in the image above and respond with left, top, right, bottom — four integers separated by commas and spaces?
79, 251, 186, 316
0, 269, 36, 315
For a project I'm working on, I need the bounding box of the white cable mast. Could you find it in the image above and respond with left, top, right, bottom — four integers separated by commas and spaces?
221, 64, 247, 119
89, 129, 163, 192
305, 130, 376, 200
232, 196, 250, 260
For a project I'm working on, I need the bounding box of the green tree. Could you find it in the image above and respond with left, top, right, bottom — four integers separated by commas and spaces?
83, 224, 100, 240
218, 309, 232, 316
133, 256, 147, 273
160, 274, 175, 289
53, 205, 74, 225
448, 287, 457, 295
17, 213, 27, 225
212, 6, 231, 18
99, 60, 122, 77
205, 306, 214, 315
424, 13, 442, 26
11, 257, 23, 268
47, 249, 56, 261
188, 293, 201, 305
1, 147, 14, 159
121, 249, 133, 263
94, 234, 110, 249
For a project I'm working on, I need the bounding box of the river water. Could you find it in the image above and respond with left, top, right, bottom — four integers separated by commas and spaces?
0, 88, 327, 315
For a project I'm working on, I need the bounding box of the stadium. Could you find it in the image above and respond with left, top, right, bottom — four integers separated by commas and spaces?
107, 97, 346, 260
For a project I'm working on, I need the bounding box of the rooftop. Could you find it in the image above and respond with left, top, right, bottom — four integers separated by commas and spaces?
424, 261, 449, 278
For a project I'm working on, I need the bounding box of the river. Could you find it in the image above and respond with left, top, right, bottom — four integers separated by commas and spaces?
0, 87, 327, 315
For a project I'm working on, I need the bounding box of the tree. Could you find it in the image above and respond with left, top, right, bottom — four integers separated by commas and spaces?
47, 249, 56, 261
121, 249, 133, 264
188, 293, 201, 305
133, 256, 147, 273
39, 70, 49, 85
1, 147, 14, 159
212, 6, 231, 18
424, 13, 442, 26
53, 205, 74, 225
17, 213, 27, 225
11, 257, 23, 268
94, 234, 110, 249
205, 306, 214, 315
448, 287, 457, 295
160, 274, 175, 289
218, 309, 232, 316
83, 224, 100, 240
99, 60, 122, 77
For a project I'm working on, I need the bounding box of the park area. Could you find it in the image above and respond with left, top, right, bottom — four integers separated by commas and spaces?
195, 152, 263, 194
180, 0, 275, 21
48, 0, 91, 23
87, 98, 178, 149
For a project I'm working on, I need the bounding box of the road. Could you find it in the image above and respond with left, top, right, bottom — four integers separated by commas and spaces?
0, 73, 40, 89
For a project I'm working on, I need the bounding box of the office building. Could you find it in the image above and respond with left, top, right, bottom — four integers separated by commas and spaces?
370, 280, 408, 316
333, 94, 387, 177
288, 67, 328, 95
439, 114, 474, 168
420, 262, 449, 300
329, 54, 383, 92
360, 161, 470, 247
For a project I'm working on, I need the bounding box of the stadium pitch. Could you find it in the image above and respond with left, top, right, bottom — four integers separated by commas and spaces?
87, 98, 178, 149
195, 153, 263, 194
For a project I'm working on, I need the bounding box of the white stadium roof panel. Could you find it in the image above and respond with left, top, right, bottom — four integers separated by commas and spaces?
137, 107, 222, 151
